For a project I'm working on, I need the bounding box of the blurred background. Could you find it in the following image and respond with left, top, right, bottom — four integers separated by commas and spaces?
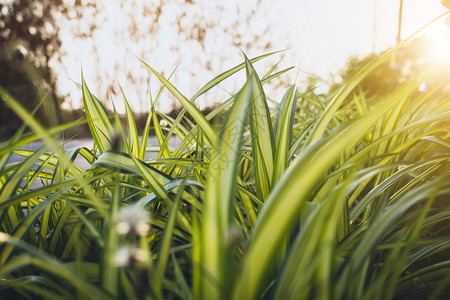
1, 0, 450, 139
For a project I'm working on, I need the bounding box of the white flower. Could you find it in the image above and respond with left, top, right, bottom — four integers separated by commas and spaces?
113, 246, 133, 267
116, 205, 151, 236
113, 246, 148, 268
0, 232, 9, 243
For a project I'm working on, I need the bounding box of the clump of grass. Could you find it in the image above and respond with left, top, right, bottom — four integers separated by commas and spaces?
0, 43, 449, 300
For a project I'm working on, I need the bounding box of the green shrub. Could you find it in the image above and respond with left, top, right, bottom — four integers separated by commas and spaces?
0, 46, 449, 300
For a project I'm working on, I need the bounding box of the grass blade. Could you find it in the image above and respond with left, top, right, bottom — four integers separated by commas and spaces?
120, 85, 140, 157
244, 55, 275, 200
81, 74, 113, 154
273, 84, 298, 183
139, 60, 216, 144
196, 78, 253, 300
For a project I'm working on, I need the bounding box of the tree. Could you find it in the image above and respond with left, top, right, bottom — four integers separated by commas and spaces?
0, 0, 91, 137
442, 0, 450, 9
55, 0, 289, 113
330, 34, 450, 105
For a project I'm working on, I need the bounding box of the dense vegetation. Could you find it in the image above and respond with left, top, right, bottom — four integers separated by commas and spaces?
0, 40, 449, 300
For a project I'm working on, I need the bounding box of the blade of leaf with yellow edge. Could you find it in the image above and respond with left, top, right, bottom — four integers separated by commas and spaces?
138, 61, 216, 145
93, 150, 171, 185
81, 75, 113, 154
120, 85, 140, 158
273, 84, 298, 183
153, 180, 186, 298
244, 54, 275, 201
191, 50, 286, 100
196, 78, 254, 300
273, 170, 353, 300
139, 109, 153, 160
152, 104, 171, 159
100, 176, 121, 297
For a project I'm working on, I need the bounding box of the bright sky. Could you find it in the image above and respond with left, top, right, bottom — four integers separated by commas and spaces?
54, 0, 450, 113
287, 0, 447, 76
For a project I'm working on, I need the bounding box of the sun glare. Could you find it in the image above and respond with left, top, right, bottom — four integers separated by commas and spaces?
424, 30, 450, 68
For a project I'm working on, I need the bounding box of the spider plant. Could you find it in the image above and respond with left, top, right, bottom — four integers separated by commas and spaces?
0, 44, 449, 300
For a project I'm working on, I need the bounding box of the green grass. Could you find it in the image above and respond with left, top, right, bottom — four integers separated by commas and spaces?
0, 45, 449, 300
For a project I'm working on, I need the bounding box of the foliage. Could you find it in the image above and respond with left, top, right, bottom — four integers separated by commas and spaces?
443, 0, 450, 10
0, 0, 96, 138
0, 48, 449, 300
330, 32, 450, 104
57, 0, 290, 113
1, 0, 60, 61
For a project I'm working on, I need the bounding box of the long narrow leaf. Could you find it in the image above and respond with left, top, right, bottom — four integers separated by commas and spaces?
196, 78, 253, 300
